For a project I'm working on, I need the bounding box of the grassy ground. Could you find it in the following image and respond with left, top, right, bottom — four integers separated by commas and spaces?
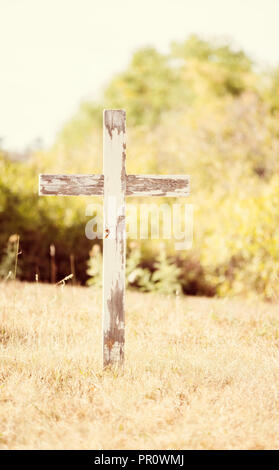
1, 281, 279, 449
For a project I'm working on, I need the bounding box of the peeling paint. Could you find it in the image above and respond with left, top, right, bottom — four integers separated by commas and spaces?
103, 110, 126, 368
104, 109, 126, 139
103, 280, 125, 366
126, 175, 190, 197
39, 174, 190, 197
39, 174, 104, 196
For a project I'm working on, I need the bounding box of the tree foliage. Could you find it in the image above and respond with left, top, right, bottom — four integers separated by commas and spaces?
1, 35, 279, 298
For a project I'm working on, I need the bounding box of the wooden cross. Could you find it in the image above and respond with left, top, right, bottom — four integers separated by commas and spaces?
39, 109, 190, 368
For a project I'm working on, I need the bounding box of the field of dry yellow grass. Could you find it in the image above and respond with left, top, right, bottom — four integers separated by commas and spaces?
1, 281, 279, 449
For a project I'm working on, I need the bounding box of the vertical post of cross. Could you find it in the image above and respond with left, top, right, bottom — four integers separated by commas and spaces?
103, 110, 126, 368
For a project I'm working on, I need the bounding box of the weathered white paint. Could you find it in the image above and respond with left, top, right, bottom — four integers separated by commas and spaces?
103, 109, 126, 367
126, 175, 190, 197
39, 174, 189, 197
39, 174, 104, 196
38, 108, 191, 369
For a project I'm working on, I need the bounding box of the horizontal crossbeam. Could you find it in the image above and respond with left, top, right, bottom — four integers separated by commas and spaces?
39, 174, 190, 197
39, 174, 104, 196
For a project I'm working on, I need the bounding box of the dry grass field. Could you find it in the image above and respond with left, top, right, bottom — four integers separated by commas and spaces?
1, 281, 279, 449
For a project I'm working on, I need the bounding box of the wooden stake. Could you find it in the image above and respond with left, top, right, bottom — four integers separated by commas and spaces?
50, 243, 56, 284
70, 253, 76, 284
103, 109, 126, 367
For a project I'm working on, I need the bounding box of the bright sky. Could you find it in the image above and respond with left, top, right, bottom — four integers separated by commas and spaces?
1, 0, 279, 152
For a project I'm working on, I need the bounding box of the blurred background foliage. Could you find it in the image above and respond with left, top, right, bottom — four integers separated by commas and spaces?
1, 35, 279, 299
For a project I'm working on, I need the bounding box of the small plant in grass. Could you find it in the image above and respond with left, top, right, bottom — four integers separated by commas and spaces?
151, 244, 182, 295
86, 244, 103, 287
86, 242, 182, 294
126, 242, 153, 291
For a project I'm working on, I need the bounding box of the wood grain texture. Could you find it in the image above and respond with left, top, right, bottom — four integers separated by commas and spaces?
126, 175, 190, 197
102, 110, 126, 368
39, 174, 190, 197
39, 174, 104, 196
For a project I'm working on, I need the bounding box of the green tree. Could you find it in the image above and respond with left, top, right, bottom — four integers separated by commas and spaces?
104, 47, 182, 126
